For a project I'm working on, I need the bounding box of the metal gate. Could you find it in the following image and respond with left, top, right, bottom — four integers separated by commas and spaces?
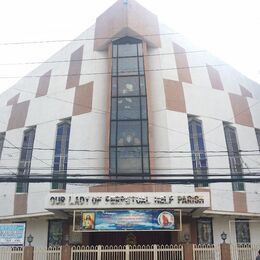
71, 244, 183, 260
193, 244, 221, 260
34, 247, 61, 260
0, 247, 23, 260
231, 244, 260, 260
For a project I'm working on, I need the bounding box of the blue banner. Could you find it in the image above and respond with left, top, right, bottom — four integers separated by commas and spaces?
80, 210, 175, 231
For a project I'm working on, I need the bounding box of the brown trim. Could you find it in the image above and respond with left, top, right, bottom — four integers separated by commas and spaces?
36, 70, 52, 98
233, 191, 247, 213
89, 183, 171, 192
229, 93, 253, 127
206, 64, 224, 90
240, 85, 253, 98
173, 42, 192, 83
7, 101, 30, 130
143, 42, 154, 175
7, 93, 20, 106
163, 79, 186, 113
66, 46, 84, 89
94, 0, 161, 51
105, 44, 113, 175
13, 193, 27, 215
72, 82, 94, 116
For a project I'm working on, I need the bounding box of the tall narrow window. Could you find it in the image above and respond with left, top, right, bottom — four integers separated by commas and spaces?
197, 218, 213, 244
188, 116, 208, 187
52, 120, 71, 189
109, 37, 150, 178
223, 124, 244, 191
256, 129, 260, 149
0, 132, 5, 160
48, 220, 64, 246
235, 219, 250, 243
16, 127, 36, 193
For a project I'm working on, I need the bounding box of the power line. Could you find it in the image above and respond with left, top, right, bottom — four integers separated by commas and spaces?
2, 145, 260, 153
0, 32, 181, 46
0, 64, 228, 79
0, 50, 207, 66
0, 175, 259, 185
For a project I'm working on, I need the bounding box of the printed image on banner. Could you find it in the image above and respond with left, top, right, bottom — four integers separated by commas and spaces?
80, 210, 175, 231
0, 223, 26, 245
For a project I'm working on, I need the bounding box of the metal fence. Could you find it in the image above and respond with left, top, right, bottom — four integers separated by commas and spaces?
0, 247, 24, 260
193, 244, 221, 260
231, 244, 260, 260
71, 244, 183, 260
34, 247, 61, 260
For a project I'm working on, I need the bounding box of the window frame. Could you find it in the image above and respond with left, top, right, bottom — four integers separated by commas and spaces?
52, 119, 71, 190
109, 37, 150, 178
0, 132, 5, 160
188, 116, 208, 187
16, 127, 36, 193
223, 123, 244, 191
197, 218, 214, 244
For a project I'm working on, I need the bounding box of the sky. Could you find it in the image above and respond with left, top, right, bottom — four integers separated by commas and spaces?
0, 0, 260, 95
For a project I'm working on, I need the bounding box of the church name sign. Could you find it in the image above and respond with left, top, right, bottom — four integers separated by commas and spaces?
46, 192, 210, 210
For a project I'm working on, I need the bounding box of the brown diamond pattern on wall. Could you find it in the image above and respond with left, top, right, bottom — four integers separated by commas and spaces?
66, 46, 84, 89
7, 100, 30, 130
207, 64, 224, 91
72, 81, 94, 116
173, 42, 192, 84
164, 79, 186, 113
36, 70, 52, 98
229, 93, 253, 127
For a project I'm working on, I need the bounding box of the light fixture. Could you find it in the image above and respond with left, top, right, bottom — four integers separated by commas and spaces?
220, 232, 227, 244
27, 234, 34, 246
64, 234, 69, 244
184, 233, 190, 243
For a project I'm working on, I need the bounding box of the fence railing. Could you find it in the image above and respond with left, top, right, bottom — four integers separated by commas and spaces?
0, 246, 24, 260
71, 244, 183, 260
231, 243, 260, 260
193, 244, 221, 260
34, 246, 61, 260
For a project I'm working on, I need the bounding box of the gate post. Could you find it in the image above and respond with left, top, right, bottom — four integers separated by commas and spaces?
183, 243, 193, 260
125, 245, 130, 260
220, 243, 231, 260
153, 244, 158, 260
97, 245, 102, 260
61, 244, 71, 260
23, 246, 34, 260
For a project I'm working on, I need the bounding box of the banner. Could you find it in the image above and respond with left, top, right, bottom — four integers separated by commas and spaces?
0, 223, 25, 245
79, 210, 175, 231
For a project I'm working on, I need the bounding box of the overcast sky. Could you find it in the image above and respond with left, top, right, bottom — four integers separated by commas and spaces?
0, 0, 260, 95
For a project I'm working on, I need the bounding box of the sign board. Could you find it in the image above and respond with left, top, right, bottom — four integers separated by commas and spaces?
0, 223, 25, 246
73, 209, 182, 232
46, 192, 210, 210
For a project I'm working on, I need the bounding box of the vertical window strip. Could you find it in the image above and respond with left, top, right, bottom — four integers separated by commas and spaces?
188, 117, 208, 187
197, 218, 214, 244
109, 37, 150, 178
235, 219, 251, 243
223, 124, 244, 191
16, 127, 36, 193
52, 120, 71, 189
0, 132, 5, 160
